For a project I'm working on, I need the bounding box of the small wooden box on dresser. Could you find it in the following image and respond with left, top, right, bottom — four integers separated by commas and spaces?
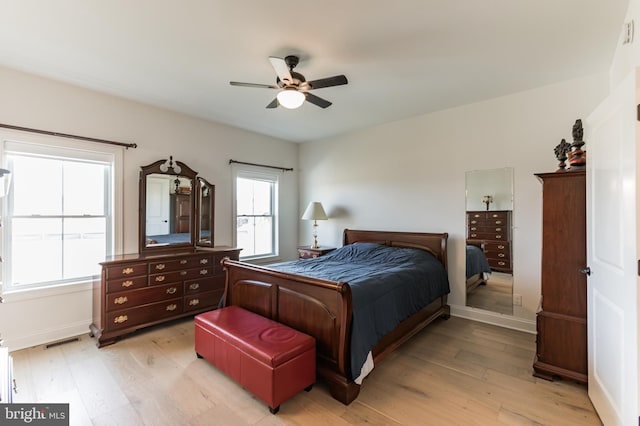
90, 247, 240, 347
466, 210, 512, 273
533, 170, 587, 383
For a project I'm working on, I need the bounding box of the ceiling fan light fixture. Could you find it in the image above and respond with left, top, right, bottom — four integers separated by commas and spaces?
277, 88, 305, 109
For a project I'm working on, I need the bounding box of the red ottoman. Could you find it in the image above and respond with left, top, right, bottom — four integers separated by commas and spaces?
195, 306, 315, 414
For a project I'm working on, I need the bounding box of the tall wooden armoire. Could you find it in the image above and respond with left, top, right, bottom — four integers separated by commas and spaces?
533, 170, 587, 383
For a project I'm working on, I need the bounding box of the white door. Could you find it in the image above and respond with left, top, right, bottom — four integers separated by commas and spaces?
146, 176, 170, 236
585, 68, 639, 425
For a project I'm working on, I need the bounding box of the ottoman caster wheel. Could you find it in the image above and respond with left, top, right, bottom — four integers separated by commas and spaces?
269, 406, 280, 415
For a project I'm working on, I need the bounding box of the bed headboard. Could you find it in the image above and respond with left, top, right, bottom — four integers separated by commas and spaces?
342, 229, 448, 271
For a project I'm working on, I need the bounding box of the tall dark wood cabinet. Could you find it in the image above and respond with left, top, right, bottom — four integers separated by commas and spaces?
533, 171, 587, 383
170, 193, 191, 234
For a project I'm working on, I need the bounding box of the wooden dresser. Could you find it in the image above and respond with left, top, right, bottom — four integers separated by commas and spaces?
466, 210, 512, 273
90, 247, 240, 347
533, 171, 587, 383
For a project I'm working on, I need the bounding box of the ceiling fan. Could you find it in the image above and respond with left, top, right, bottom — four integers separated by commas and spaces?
229, 55, 348, 109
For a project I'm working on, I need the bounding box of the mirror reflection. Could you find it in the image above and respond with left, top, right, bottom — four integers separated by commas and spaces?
196, 177, 214, 246
145, 174, 193, 247
465, 167, 514, 315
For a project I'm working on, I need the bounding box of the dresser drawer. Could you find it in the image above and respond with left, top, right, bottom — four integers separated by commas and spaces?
106, 262, 147, 280
106, 298, 184, 331
488, 258, 511, 270
106, 276, 148, 293
467, 231, 507, 240
148, 267, 214, 285
106, 283, 184, 312
184, 276, 224, 294
148, 255, 215, 273
184, 290, 222, 312
484, 242, 510, 252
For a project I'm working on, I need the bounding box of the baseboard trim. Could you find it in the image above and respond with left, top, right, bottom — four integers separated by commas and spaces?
5, 320, 90, 352
450, 304, 536, 334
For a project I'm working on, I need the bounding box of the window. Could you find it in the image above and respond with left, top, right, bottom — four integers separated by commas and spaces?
2, 139, 119, 291
234, 169, 278, 260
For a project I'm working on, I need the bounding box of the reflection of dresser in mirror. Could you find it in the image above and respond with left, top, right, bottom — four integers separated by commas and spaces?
170, 193, 191, 233
466, 210, 512, 273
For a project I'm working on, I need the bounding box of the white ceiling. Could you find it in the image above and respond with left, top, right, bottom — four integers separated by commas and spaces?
0, 0, 629, 143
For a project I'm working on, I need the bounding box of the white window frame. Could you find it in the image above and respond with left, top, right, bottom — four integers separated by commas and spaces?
0, 131, 124, 293
232, 166, 279, 261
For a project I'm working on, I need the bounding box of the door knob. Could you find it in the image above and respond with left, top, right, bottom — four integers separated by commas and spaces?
579, 267, 591, 276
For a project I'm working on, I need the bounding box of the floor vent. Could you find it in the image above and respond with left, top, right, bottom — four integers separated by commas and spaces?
45, 337, 79, 349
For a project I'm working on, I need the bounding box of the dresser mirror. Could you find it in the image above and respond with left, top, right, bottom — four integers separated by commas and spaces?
196, 177, 214, 246
139, 158, 215, 254
465, 167, 514, 315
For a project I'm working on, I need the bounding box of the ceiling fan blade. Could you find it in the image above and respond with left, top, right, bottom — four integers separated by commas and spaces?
268, 56, 293, 85
266, 98, 279, 109
306, 75, 348, 90
305, 93, 332, 108
230, 81, 279, 89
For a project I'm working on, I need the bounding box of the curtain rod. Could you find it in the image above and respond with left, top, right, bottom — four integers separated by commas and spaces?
229, 159, 293, 172
0, 123, 137, 149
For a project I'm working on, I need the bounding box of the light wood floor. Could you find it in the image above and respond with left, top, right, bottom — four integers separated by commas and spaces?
466, 272, 514, 315
10, 316, 601, 425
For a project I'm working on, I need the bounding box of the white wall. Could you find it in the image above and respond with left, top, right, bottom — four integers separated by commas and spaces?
0, 66, 299, 350
299, 73, 608, 332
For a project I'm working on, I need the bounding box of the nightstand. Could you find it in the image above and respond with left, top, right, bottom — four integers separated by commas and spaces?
297, 246, 336, 259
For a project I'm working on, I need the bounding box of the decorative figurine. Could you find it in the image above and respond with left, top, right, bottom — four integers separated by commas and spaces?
554, 138, 572, 171
568, 119, 586, 170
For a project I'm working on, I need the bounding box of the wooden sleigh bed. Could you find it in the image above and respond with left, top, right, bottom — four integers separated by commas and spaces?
220, 229, 451, 405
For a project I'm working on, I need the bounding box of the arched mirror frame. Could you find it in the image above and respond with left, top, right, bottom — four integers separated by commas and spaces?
139, 158, 215, 254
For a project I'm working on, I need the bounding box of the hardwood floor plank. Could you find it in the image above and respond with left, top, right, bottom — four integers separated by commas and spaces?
7, 316, 600, 425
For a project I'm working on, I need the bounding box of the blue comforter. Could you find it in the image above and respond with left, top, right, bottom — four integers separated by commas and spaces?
268, 242, 450, 381
466, 244, 491, 278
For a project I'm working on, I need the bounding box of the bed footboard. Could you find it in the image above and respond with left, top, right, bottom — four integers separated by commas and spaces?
221, 258, 358, 403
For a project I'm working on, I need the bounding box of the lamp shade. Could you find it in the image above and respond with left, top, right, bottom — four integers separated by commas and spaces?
277, 89, 305, 109
301, 202, 327, 221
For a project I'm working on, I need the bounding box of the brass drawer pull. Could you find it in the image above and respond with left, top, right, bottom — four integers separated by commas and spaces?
121, 280, 133, 288
180, 271, 187, 276
166, 304, 177, 311
155, 264, 165, 270
498, 245, 505, 249
470, 227, 477, 231
114, 296, 128, 305
114, 315, 128, 324
495, 235, 502, 239
189, 283, 200, 290
180, 259, 188, 264
155, 275, 165, 282
495, 227, 502, 231
167, 287, 177, 295
498, 261, 506, 266
473, 214, 480, 218
122, 267, 134, 275
189, 299, 200, 306
471, 220, 477, 224
200, 258, 209, 264
199, 269, 208, 275
495, 220, 502, 224
470, 233, 477, 238
498, 253, 505, 258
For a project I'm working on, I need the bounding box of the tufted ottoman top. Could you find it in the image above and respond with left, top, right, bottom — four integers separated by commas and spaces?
195, 306, 315, 367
